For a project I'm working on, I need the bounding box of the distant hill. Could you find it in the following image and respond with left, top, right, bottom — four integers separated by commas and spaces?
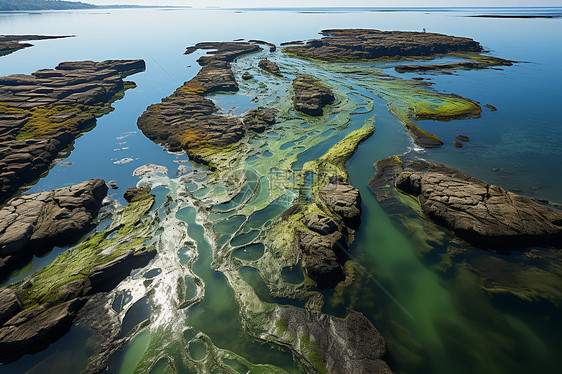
0, 0, 96, 11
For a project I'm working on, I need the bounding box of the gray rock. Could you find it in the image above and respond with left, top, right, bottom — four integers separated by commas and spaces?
0, 179, 108, 278
388, 159, 562, 248
0, 298, 86, 364
276, 307, 391, 373
304, 214, 337, 235
0, 288, 21, 325
242, 106, 277, 133
258, 58, 283, 77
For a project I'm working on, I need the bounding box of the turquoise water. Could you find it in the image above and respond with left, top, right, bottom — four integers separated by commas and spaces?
1, 7, 561, 374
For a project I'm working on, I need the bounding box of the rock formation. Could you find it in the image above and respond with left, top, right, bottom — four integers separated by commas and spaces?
284, 29, 483, 61
0, 59, 145, 203
0, 192, 156, 364
370, 156, 562, 249
0, 35, 72, 57
258, 58, 283, 76
292, 75, 335, 116
0, 179, 108, 279
138, 42, 270, 168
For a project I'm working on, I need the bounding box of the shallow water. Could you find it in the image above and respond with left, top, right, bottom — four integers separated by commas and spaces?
1, 6, 561, 374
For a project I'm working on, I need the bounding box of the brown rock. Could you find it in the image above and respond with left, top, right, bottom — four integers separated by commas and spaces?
293, 75, 335, 116
284, 29, 483, 61
319, 178, 362, 230
258, 58, 283, 77
242, 107, 277, 133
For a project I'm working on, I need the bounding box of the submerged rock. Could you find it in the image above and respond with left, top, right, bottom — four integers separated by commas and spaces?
293, 75, 335, 116
276, 307, 391, 373
0, 179, 108, 278
452, 140, 464, 148
394, 57, 512, 73
455, 135, 470, 142
258, 58, 283, 77
284, 29, 483, 61
484, 103, 498, 111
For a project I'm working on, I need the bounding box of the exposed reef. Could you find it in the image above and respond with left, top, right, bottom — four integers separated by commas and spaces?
269, 125, 374, 289
0, 35, 72, 57
0, 179, 108, 279
0, 192, 156, 364
241, 106, 277, 133
284, 29, 483, 61
258, 58, 283, 76
369, 156, 562, 249
394, 55, 513, 73
0, 59, 145, 203
138, 42, 269, 168
292, 75, 335, 116
248, 39, 277, 52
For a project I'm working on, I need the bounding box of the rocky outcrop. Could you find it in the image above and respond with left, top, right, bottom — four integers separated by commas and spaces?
185, 41, 261, 65
123, 186, 151, 203
0, 179, 108, 279
0, 35, 72, 57
370, 156, 562, 249
0, 59, 145, 203
297, 216, 347, 289
394, 57, 512, 73
258, 58, 282, 77
295, 177, 363, 289
139, 42, 263, 168
0, 298, 86, 364
276, 307, 391, 373
293, 75, 335, 116
0, 193, 156, 364
248, 39, 276, 52
319, 177, 362, 230
242, 106, 277, 133
241, 71, 254, 80
284, 29, 483, 61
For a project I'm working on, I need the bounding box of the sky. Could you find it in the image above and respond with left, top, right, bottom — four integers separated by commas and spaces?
84, 0, 562, 8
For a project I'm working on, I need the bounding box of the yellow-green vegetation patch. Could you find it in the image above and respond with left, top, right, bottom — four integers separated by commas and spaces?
13, 194, 155, 310
303, 123, 375, 183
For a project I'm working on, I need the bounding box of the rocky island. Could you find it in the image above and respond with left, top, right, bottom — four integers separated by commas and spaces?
0, 35, 73, 57
0, 59, 145, 203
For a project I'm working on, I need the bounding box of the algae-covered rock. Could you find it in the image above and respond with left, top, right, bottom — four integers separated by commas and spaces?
0, 179, 108, 279
276, 307, 391, 373
0, 193, 156, 364
293, 75, 335, 116
123, 186, 151, 203
258, 58, 283, 77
